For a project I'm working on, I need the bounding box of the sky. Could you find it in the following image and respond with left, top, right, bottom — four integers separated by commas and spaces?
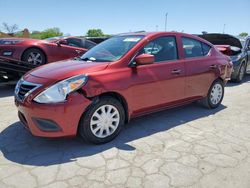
0, 0, 250, 36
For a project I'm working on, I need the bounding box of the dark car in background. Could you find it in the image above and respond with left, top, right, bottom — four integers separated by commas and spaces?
0, 36, 97, 66
199, 33, 250, 82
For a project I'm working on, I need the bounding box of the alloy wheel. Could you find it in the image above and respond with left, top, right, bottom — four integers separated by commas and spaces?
27, 52, 43, 65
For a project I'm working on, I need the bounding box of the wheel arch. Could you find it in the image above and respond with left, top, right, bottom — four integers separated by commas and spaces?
97, 92, 130, 123
21, 46, 47, 63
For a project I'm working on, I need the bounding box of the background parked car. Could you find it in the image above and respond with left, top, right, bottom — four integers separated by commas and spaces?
198, 33, 250, 82
14, 32, 232, 144
0, 36, 97, 66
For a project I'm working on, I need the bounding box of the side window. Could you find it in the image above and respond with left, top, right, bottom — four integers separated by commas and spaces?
140, 36, 178, 62
66, 38, 83, 48
202, 43, 211, 56
85, 40, 96, 49
182, 37, 203, 58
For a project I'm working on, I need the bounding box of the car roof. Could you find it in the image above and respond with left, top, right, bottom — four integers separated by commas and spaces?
115, 31, 213, 47
117, 31, 181, 36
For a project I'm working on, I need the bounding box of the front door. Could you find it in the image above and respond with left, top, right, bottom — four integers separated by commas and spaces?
130, 36, 186, 115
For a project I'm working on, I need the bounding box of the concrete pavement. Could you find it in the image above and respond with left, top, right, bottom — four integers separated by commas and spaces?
0, 77, 250, 188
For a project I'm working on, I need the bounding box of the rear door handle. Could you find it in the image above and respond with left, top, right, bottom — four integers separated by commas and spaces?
171, 69, 182, 75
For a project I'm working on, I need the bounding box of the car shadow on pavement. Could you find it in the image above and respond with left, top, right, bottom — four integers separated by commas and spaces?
0, 103, 226, 166
0, 85, 15, 98
226, 74, 250, 87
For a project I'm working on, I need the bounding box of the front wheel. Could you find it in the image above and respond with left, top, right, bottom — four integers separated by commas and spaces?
79, 97, 125, 144
22, 48, 46, 66
201, 80, 224, 109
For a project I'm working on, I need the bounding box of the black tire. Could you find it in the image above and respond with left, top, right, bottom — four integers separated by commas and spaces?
235, 63, 246, 83
22, 48, 46, 66
201, 79, 224, 109
79, 96, 125, 144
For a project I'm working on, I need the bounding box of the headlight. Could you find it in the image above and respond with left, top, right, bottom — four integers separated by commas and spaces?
34, 75, 88, 103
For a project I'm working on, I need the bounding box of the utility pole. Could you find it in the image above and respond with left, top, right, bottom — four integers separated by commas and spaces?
155, 25, 159, 31
223, 24, 226, 34
165, 13, 168, 31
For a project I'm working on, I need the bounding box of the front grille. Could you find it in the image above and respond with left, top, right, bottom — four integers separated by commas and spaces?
15, 80, 41, 101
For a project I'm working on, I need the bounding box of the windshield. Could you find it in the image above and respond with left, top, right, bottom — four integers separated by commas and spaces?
80, 35, 144, 62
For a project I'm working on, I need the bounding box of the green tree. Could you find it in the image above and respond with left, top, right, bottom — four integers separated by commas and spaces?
239, 32, 248, 37
86, 29, 105, 37
40, 27, 63, 39
30, 31, 43, 39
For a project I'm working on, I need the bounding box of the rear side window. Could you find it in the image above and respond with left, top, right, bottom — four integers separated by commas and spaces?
85, 40, 96, 49
66, 38, 83, 48
182, 37, 203, 58
182, 37, 211, 58
140, 36, 178, 62
202, 43, 211, 56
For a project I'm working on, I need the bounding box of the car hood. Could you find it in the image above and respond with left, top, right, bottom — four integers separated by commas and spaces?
29, 59, 109, 81
198, 34, 242, 49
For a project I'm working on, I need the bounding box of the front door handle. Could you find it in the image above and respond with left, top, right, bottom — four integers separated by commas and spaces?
75, 50, 81, 54
171, 69, 182, 75
210, 64, 217, 69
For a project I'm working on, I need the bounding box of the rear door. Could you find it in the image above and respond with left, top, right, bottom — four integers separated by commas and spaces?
130, 36, 186, 114
47, 38, 88, 62
181, 37, 218, 99
62, 38, 87, 57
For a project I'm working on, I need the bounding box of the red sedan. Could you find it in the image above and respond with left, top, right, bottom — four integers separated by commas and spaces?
14, 32, 233, 144
0, 36, 96, 65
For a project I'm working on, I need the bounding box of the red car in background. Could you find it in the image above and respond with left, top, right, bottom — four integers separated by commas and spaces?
0, 36, 96, 65
15, 32, 233, 144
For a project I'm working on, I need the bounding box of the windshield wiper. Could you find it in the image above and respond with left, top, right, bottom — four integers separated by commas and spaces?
80, 57, 97, 62
73, 57, 82, 61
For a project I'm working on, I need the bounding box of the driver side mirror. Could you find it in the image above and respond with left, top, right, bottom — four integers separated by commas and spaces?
56, 39, 68, 46
135, 54, 155, 66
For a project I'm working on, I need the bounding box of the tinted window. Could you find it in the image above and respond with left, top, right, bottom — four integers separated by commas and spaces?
66, 38, 83, 48
202, 43, 211, 56
182, 37, 203, 58
141, 36, 178, 62
85, 40, 96, 49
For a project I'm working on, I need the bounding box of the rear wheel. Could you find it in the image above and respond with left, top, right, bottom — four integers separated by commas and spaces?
235, 63, 246, 83
22, 48, 46, 66
79, 97, 125, 144
201, 79, 224, 109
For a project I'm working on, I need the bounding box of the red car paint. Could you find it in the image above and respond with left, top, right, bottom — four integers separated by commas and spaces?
15, 32, 232, 138
0, 37, 89, 63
